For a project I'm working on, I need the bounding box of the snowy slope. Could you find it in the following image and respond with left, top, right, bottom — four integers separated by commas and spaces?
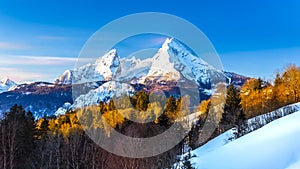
72, 81, 135, 109
117, 56, 152, 83
145, 38, 225, 87
0, 77, 17, 94
191, 102, 300, 169
54, 102, 71, 116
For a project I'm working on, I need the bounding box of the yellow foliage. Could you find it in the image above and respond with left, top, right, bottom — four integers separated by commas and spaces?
241, 65, 300, 118
36, 118, 45, 130
199, 100, 211, 116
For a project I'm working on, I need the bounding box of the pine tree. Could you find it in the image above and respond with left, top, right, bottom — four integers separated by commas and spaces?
165, 96, 177, 113
235, 109, 247, 138
220, 84, 242, 133
274, 73, 283, 87
182, 150, 195, 169
158, 96, 178, 126
165, 96, 178, 121
136, 90, 149, 111
253, 78, 263, 91
108, 100, 116, 111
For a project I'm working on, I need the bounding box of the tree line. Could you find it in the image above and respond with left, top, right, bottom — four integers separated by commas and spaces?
0, 92, 194, 169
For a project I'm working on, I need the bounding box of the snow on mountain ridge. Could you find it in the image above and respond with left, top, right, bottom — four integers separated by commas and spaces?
143, 38, 226, 89
1, 76, 17, 87
0, 77, 18, 94
55, 49, 120, 84
117, 56, 152, 83
146, 41, 182, 82
55, 70, 73, 84
94, 49, 120, 80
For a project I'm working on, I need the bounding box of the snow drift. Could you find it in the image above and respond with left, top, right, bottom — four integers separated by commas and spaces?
191, 102, 300, 169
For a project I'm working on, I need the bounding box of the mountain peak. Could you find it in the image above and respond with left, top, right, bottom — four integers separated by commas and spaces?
0, 76, 17, 86
94, 48, 120, 80
1, 76, 9, 84
54, 70, 73, 84
161, 38, 174, 50
55, 49, 121, 84
106, 48, 117, 55
160, 38, 190, 53
0, 76, 17, 94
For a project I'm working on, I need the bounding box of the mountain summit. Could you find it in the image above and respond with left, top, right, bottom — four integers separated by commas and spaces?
0, 76, 17, 94
55, 49, 120, 85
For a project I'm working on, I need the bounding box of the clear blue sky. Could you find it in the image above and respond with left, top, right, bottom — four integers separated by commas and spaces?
0, 0, 300, 82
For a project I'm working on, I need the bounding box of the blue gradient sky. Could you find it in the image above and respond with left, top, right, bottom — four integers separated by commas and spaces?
0, 0, 299, 82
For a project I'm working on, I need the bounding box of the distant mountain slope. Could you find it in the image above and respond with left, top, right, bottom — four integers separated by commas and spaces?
190, 102, 300, 169
0, 77, 17, 94
0, 82, 72, 119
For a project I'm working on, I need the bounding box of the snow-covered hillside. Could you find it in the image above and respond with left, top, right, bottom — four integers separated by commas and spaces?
0, 77, 17, 94
72, 81, 135, 109
190, 102, 300, 169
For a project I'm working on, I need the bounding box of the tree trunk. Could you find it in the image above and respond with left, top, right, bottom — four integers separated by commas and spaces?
2, 125, 7, 169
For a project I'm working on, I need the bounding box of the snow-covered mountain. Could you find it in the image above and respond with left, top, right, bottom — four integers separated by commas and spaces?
55, 49, 120, 85
190, 102, 300, 169
54, 70, 73, 84
143, 38, 224, 87
56, 38, 227, 87
0, 77, 17, 94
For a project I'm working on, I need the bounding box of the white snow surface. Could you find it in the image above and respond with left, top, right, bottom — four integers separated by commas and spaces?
117, 56, 152, 83
72, 81, 135, 109
54, 102, 72, 116
0, 77, 17, 94
142, 38, 223, 85
191, 102, 300, 169
55, 70, 73, 84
